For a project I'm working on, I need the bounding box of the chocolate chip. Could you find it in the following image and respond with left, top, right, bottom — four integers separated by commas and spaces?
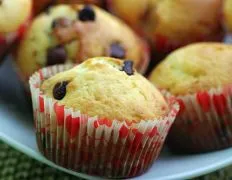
109, 42, 125, 59
78, 5, 95, 22
122, 60, 134, 76
51, 17, 72, 29
53, 81, 69, 100
47, 45, 67, 66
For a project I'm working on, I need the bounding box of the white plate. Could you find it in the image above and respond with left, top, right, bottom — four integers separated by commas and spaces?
1, 58, 232, 180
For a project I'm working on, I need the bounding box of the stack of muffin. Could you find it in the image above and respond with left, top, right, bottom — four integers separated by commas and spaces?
1, 0, 232, 178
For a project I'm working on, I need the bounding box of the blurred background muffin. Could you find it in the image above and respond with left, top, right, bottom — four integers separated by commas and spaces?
33, 0, 106, 15
109, 0, 223, 67
149, 43, 232, 153
0, 0, 31, 63
16, 4, 150, 85
223, 0, 232, 33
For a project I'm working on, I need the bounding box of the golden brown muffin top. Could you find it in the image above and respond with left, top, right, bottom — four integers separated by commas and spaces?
110, 0, 222, 49
42, 57, 168, 122
17, 4, 147, 81
0, 0, 31, 33
146, 0, 222, 45
149, 43, 232, 95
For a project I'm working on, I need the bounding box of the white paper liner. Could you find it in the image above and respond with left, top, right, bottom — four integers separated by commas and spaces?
29, 64, 179, 178
162, 87, 232, 153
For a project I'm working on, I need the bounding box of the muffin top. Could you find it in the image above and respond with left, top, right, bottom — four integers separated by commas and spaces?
145, 0, 222, 47
42, 57, 168, 122
0, 0, 31, 33
223, 0, 232, 32
17, 4, 147, 82
110, 0, 222, 50
149, 43, 232, 95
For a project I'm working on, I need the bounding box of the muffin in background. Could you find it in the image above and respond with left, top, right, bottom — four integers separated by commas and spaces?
17, 4, 150, 86
0, 0, 31, 62
109, 0, 223, 53
223, 0, 232, 32
29, 57, 179, 178
149, 43, 232, 153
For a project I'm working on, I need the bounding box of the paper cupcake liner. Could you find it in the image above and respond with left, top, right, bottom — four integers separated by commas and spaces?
29, 64, 179, 178
162, 86, 232, 153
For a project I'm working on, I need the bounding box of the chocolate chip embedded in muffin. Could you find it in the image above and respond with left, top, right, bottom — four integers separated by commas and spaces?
51, 17, 72, 29
47, 45, 67, 66
53, 81, 69, 100
16, 4, 150, 86
41, 57, 168, 121
78, 5, 95, 21
122, 60, 134, 76
109, 42, 125, 59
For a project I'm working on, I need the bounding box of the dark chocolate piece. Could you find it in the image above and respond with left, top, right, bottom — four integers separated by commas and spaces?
122, 60, 134, 76
78, 5, 95, 22
109, 42, 125, 59
51, 17, 72, 29
47, 45, 67, 66
53, 81, 69, 100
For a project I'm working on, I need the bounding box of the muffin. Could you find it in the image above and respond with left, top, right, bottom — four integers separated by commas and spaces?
29, 57, 179, 178
33, 0, 106, 15
17, 4, 150, 86
149, 43, 232, 153
223, 0, 232, 32
109, 0, 223, 53
0, 0, 31, 62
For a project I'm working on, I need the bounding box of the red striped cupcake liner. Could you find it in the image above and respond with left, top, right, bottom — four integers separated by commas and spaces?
29, 64, 179, 178
162, 86, 232, 153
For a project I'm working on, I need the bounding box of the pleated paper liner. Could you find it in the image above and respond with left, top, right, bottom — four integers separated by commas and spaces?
162, 86, 232, 154
29, 64, 179, 178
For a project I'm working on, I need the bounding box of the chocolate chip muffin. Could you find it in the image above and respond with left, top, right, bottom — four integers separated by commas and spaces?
109, 0, 223, 53
0, 0, 31, 61
223, 0, 232, 32
17, 4, 149, 84
150, 43, 232, 95
42, 57, 168, 121
149, 43, 232, 153
29, 57, 179, 177
33, 0, 106, 15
